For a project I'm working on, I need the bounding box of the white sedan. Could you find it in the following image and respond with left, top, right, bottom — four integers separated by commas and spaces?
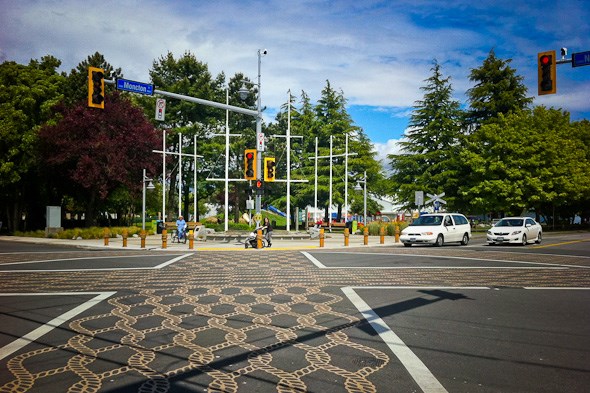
487, 217, 542, 245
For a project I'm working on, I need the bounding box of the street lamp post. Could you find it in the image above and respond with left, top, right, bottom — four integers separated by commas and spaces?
142, 169, 155, 230
239, 49, 266, 214
354, 171, 367, 226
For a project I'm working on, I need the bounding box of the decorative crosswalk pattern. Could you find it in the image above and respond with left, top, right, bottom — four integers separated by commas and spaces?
1, 285, 389, 392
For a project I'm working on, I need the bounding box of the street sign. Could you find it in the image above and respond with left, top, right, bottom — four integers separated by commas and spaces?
572, 51, 590, 68
116, 78, 154, 95
415, 191, 424, 206
155, 98, 166, 121
425, 192, 446, 206
257, 132, 265, 152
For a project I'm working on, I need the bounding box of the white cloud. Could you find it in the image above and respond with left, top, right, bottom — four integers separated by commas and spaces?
372, 138, 405, 174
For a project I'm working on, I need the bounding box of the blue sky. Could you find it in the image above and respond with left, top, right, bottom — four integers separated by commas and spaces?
1, 0, 589, 164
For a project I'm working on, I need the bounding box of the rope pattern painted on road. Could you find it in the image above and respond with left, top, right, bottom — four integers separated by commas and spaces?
1, 285, 389, 392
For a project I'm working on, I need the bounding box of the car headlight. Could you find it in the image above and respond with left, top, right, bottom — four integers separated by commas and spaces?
510, 230, 522, 236
487, 230, 492, 235
422, 232, 433, 236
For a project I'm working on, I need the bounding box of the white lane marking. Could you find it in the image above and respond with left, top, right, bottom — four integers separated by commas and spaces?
0, 292, 116, 360
342, 287, 449, 393
0, 253, 193, 273
301, 252, 572, 269
301, 251, 327, 268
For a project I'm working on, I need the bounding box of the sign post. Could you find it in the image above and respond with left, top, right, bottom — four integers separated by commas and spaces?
155, 98, 166, 121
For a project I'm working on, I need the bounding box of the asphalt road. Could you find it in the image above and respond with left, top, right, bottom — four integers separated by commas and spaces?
0, 232, 588, 392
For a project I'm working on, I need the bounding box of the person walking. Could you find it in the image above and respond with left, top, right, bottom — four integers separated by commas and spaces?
263, 217, 273, 247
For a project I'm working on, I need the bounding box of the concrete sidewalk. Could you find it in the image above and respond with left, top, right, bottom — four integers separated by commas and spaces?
2, 232, 404, 251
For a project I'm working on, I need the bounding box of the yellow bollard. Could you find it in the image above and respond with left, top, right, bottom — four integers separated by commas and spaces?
103, 228, 110, 246
257, 229, 263, 249
122, 229, 128, 247
379, 226, 385, 244
363, 227, 369, 245
140, 230, 146, 248
162, 229, 167, 249
395, 224, 400, 243
344, 227, 349, 247
319, 228, 325, 248
188, 230, 194, 250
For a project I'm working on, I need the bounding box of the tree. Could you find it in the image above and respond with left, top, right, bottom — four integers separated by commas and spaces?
388, 61, 464, 210
466, 49, 532, 127
459, 107, 590, 220
38, 91, 161, 226
144, 51, 227, 221
0, 56, 65, 231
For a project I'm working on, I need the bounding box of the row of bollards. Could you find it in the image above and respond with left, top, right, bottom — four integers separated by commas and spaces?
101, 224, 402, 249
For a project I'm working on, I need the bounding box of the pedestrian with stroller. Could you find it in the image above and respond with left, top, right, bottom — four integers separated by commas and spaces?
176, 215, 186, 240
263, 217, 273, 247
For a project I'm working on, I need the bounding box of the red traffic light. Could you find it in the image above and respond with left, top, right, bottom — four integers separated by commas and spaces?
256, 180, 262, 188
246, 152, 254, 160
540, 55, 551, 65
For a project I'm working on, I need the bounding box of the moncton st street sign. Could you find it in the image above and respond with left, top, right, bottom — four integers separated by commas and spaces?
116, 78, 154, 95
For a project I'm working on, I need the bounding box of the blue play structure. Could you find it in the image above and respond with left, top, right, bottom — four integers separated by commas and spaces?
267, 205, 287, 217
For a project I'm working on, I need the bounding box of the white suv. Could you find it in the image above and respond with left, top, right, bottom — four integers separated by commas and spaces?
400, 213, 471, 247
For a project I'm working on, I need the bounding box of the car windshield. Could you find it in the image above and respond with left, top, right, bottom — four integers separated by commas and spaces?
495, 219, 524, 227
410, 215, 443, 226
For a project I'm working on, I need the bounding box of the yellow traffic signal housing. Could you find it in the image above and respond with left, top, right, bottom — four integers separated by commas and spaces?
538, 50, 556, 95
88, 66, 105, 108
264, 157, 276, 182
244, 149, 257, 180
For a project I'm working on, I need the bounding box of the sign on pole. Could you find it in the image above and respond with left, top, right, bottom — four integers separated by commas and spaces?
116, 78, 154, 95
572, 51, 590, 68
415, 191, 424, 206
155, 98, 166, 121
257, 132, 265, 152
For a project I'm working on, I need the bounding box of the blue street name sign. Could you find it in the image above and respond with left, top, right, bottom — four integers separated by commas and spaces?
572, 51, 590, 68
116, 79, 154, 95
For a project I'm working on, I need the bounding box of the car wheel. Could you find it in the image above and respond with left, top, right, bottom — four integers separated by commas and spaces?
435, 234, 444, 247
521, 234, 527, 246
461, 233, 469, 245
535, 232, 542, 244
244, 243, 248, 249
403, 243, 412, 247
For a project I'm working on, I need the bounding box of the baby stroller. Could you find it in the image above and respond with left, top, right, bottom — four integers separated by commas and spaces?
244, 226, 268, 249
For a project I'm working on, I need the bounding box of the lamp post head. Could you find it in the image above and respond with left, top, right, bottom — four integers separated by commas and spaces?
354, 182, 362, 191
146, 181, 155, 190
238, 84, 250, 101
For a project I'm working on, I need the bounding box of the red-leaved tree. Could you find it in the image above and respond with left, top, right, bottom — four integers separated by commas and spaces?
39, 91, 161, 226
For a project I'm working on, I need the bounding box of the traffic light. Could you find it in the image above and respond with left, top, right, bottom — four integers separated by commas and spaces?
254, 179, 264, 195
538, 50, 556, 95
244, 149, 257, 180
264, 157, 276, 182
88, 66, 105, 108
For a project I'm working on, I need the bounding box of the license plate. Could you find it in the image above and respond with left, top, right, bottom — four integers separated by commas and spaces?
497, 237, 504, 242
410, 237, 416, 241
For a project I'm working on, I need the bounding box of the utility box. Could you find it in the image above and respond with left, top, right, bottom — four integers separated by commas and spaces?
45, 206, 63, 237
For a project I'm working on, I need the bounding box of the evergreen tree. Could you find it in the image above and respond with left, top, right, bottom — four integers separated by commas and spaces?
388, 61, 464, 210
466, 49, 532, 127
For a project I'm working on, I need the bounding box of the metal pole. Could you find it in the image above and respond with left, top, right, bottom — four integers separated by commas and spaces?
314, 137, 318, 223
286, 90, 291, 232
178, 133, 182, 216
344, 133, 348, 224
225, 88, 230, 232
363, 170, 367, 226
193, 134, 197, 222
142, 168, 147, 230
329, 135, 333, 229
162, 130, 166, 222
255, 49, 263, 214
